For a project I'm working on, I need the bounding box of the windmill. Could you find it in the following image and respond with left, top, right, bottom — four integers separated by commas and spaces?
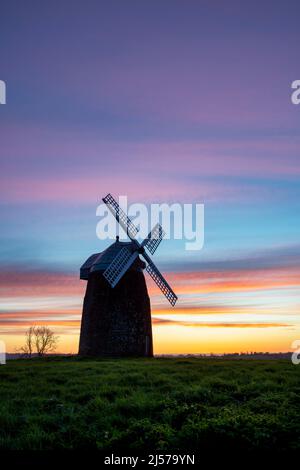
78, 193, 177, 357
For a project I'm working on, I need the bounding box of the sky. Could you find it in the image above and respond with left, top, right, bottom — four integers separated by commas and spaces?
0, 0, 300, 354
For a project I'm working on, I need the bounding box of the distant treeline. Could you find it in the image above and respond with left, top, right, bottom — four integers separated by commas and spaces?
4, 352, 292, 360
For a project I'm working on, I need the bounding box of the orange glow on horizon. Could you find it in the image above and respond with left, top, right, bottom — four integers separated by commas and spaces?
1, 264, 299, 354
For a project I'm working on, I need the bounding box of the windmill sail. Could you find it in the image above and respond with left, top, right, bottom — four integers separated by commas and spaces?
102, 194, 177, 307
103, 247, 139, 288
146, 260, 178, 306
103, 193, 139, 240
142, 223, 165, 255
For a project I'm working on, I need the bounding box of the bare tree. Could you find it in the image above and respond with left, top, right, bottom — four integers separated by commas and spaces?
33, 326, 58, 356
19, 326, 35, 357
19, 326, 59, 357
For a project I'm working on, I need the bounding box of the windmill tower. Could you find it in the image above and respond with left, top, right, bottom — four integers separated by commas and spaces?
79, 194, 177, 357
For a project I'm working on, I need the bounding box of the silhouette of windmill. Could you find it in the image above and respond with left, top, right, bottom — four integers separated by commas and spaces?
79, 194, 177, 357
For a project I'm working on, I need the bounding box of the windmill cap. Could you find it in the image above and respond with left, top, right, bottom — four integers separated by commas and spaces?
80, 240, 145, 280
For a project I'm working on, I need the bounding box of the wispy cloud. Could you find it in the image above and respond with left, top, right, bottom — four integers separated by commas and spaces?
0, 256, 299, 338
152, 318, 291, 328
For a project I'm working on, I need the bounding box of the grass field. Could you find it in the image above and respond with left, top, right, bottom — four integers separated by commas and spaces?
0, 357, 299, 452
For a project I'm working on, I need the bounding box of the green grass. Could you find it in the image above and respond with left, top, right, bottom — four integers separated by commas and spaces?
0, 357, 299, 451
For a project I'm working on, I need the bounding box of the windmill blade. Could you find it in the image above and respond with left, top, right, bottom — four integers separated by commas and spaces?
142, 223, 165, 255
102, 193, 139, 240
146, 260, 177, 306
103, 247, 139, 288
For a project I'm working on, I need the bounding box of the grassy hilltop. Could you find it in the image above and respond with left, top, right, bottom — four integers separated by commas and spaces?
0, 357, 299, 451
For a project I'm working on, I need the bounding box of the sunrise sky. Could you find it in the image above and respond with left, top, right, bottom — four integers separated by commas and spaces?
1, 1, 300, 354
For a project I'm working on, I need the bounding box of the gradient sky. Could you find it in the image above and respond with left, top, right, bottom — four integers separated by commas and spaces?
1, 0, 300, 354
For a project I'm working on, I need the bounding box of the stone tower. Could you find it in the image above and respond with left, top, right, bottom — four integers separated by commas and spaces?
78, 239, 153, 357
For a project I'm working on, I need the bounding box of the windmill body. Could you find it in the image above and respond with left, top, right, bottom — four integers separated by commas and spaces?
79, 240, 153, 357
78, 194, 177, 357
